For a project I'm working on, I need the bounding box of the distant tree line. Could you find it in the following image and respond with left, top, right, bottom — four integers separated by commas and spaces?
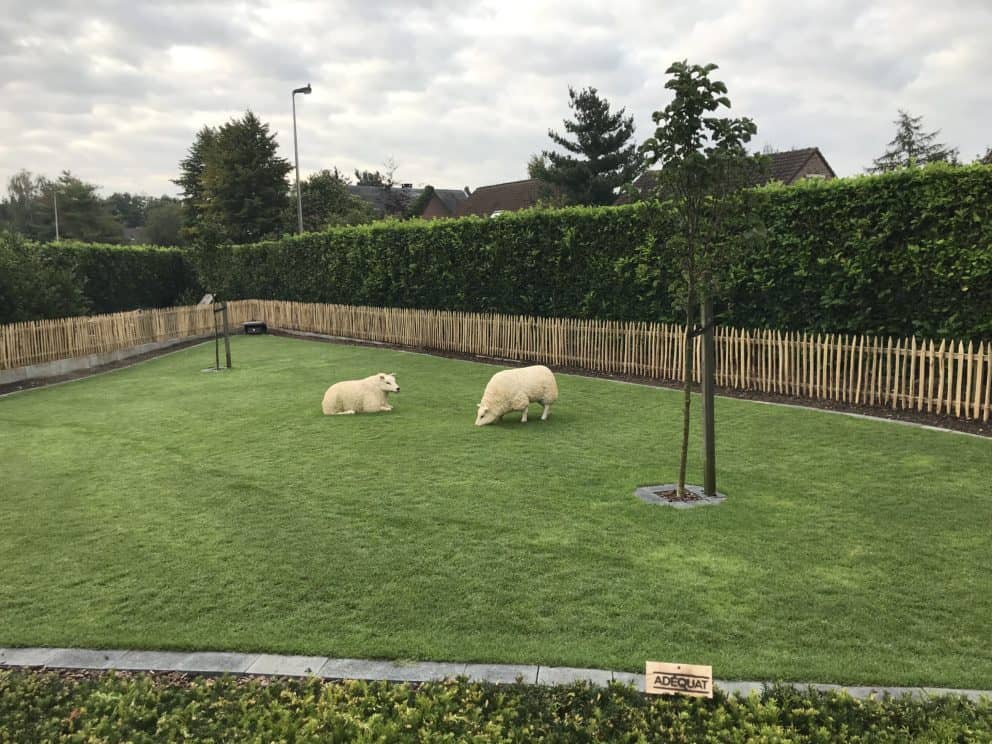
0, 171, 184, 246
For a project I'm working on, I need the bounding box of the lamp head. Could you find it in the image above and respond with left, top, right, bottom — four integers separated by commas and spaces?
293, 84, 312, 95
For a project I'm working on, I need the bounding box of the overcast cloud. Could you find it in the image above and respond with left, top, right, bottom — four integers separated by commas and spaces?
1, 0, 990, 196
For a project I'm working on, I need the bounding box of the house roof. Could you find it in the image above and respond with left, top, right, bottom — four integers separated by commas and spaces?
454, 179, 548, 217
347, 184, 423, 217
432, 188, 470, 214
617, 147, 835, 204
767, 147, 836, 182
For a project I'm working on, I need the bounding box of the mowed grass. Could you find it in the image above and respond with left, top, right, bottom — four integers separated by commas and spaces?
1, 335, 990, 688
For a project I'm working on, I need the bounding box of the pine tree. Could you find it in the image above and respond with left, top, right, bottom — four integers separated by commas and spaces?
529, 86, 642, 205
869, 110, 959, 173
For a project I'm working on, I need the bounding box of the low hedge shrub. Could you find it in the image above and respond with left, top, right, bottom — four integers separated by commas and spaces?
1, 670, 989, 742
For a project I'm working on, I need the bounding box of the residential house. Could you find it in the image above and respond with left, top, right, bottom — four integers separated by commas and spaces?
420, 187, 472, 219
617, 147, 836, 204
453, 178, 553, 217
347, 183, 423, 219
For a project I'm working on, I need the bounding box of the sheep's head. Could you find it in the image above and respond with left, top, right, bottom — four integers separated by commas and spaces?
376, 373, 400, 393
475, 403, 497, 426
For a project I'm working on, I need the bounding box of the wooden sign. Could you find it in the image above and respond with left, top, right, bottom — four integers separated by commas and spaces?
644, 661, 713, 698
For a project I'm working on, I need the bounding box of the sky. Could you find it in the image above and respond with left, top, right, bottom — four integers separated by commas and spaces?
1, 0, 990, 198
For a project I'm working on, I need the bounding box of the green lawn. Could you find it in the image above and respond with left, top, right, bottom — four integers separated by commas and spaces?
1, 335, 990, 688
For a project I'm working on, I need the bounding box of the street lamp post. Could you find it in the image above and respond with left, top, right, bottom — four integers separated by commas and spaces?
53, 188, 60, 241
292, 84, 312, 234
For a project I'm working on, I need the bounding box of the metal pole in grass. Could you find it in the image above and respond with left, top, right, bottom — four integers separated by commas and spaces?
222, 302, 232, 368
292, 84, 312, 235
700, 294, 717, 497
213, 304, 220, 370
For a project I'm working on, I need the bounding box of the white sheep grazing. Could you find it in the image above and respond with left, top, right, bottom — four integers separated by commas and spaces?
475, 365, 558, 426
322, 373, 400, 415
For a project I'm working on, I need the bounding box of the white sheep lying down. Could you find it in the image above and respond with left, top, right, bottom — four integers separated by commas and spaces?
475, 365, 558, 426
322, 373, 400, 415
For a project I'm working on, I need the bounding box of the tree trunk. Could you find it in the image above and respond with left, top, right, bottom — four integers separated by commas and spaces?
677, 286, 696, 499
700, 292, 716, 497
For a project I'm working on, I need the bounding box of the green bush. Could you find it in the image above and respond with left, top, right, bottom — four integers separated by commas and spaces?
0, 231, 89, 323
200, 165, 992, 340
38, 241, 200, 315
0, 234, 200, 323
1, 670, 989, 742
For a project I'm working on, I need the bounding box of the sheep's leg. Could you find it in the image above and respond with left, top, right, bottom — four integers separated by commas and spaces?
379, 404, 393, 411
336, 410, 356, 415
541, 403, 551, 421
520, 405, 528, 423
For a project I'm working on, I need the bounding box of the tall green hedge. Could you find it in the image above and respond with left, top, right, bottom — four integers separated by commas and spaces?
200, 164, 992, 340
39, 241, 200, 315
0, 234, 199, 324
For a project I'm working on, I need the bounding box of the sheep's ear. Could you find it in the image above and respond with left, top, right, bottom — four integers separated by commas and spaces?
378, 373, 386, 379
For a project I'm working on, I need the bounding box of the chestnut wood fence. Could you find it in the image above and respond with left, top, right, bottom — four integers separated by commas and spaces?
3, 299, 990, 422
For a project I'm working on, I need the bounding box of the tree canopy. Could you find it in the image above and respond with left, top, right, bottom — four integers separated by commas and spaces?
529, 86, 642, 206
292, 168, 375, 231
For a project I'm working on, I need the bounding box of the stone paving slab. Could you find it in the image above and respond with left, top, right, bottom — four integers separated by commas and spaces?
463, 663, 539, 685
715, 680, 766, 697
319, 658, 466, 682
247, 654, 328, 677
0, 648, 57, 667
180, 652, 259, 674
46, 649, 127, 670
611, 671, 644, 688
114, 651, 193, 671
537, 666, 614, 686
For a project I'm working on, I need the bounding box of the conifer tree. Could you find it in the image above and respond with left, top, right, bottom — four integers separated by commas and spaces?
870, 110, 958, 172
529, 86, 642, 205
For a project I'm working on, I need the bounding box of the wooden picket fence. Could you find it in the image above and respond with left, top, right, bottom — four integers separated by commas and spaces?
3, 299, 990, 421
0, 305, 228, 370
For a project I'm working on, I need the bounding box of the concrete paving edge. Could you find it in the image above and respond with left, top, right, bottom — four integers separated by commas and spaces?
1, 647, 987, 701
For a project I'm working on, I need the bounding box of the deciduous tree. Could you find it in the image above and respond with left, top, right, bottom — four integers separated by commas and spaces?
640, 60, 765, 498
291, 168, 375, 232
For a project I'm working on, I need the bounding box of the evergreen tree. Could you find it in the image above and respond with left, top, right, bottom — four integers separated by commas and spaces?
529, 86, 642, 205
870, 110, 959, 173
105, 192, 148, 228
174, 126, 219, 243
200, 111, 291, 243
175, 113, 292, 244
979, 147, 992, 165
